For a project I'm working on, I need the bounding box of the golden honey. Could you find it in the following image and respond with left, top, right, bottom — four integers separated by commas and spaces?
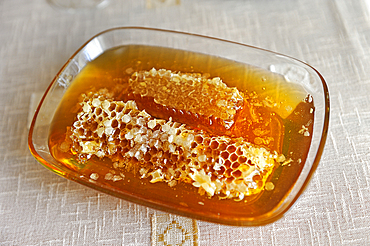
48, 45, 314, 215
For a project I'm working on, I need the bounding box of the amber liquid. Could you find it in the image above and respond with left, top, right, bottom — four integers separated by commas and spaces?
48, 45, 314, 223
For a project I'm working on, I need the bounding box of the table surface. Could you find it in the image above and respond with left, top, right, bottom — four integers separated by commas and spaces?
1, 0, 370, 245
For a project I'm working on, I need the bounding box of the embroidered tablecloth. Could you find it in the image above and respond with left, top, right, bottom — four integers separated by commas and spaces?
1, 0, 370, 245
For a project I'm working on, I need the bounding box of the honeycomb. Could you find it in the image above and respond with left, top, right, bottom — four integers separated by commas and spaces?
124, 68, 284, 152
66, 89, 285, 200
125, 68, 244, 132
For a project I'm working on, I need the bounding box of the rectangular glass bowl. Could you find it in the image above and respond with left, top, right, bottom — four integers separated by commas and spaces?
28, 27, 329, 226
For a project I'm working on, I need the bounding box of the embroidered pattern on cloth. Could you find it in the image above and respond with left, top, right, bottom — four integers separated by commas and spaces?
152, 213, 198, 246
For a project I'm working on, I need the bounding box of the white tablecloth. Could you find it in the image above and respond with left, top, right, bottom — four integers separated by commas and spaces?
1, 0, 370, 245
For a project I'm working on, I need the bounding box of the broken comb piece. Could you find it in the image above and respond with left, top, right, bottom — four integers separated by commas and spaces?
125, 68, 284, 152
127, 68, 244, 132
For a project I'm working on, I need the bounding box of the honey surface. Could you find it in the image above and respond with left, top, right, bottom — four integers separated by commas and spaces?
48, 45, 314, 218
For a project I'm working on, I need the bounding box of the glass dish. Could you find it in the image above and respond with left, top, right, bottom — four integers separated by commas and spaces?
28, 27, 329, 226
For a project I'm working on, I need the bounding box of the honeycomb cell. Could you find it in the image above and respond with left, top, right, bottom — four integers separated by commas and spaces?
220, 151, 229, 160
219, 142, 227, 151
232, 169, 242, 178
236, 147, 243, 156
227, 145, 237, 153
108, 102, 116, 111
238, 156, 247, 164
210, 140, 219, 149
95, 107, 102, 115
230, 153, 238, 162
194, 135, 203, 144
232, 162, 240, 169
224, 160, 232, 168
